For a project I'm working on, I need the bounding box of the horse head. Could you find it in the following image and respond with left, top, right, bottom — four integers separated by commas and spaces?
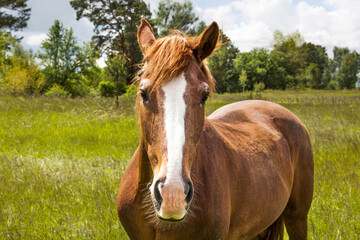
136, 19, 219, 222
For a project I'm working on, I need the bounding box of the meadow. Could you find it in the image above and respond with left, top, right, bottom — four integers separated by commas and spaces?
0, 90, 359, 239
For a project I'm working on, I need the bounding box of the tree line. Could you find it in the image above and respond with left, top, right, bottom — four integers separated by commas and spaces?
0, 0, 359, 98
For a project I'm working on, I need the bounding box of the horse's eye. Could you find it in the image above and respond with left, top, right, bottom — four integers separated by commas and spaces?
140, 89, 149, 103
200, 92, 209, 106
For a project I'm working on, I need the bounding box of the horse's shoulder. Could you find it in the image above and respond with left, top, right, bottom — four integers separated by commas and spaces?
117, 147, 140, 210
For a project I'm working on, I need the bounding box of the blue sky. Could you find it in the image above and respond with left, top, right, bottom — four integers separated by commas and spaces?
11, 0, 360, 65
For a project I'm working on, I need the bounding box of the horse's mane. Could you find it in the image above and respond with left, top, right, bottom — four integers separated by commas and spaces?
135, 31, 222, 93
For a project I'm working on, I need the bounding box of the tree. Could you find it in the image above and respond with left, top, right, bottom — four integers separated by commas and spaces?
329, 47, 360, 89
271, 30, 331, 89
105, 53, 129, 103
0, 0, 31, 31
298, 63, 322, 89
1, 43, 44, 95
354, 51, 360, 72
192, 20, 207, 36
333, 46, 350, 70
272, 30, 307, 87
207, 33, 239, 93
234, 48, 270, 91
234, 46, 289, 90
273, 29, 304, 52
336, 52, 358, 89
253, 82, 265, 98
154, 0, 199, 37
38, 20, 99, 97
70, 0, 152, 77
295, 42, 328, 89
239, 69, 247, 93
267, 50, 287, 89
0, 29, 17, 87
0, 29, 16, 69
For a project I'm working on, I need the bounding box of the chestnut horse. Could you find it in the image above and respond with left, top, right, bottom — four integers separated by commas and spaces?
117, 19, 314, 240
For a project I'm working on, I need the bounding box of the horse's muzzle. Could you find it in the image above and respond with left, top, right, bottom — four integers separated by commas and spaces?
152, 179, 193, 221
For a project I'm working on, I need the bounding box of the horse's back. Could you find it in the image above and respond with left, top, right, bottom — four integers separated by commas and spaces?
209, 100, 301, 125
208, 100, 313, 163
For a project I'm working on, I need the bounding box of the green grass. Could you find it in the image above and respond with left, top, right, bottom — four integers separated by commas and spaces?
0, 90, 359, 239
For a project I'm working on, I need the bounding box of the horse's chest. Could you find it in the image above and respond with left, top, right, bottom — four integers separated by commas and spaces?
153, 225, 226, 240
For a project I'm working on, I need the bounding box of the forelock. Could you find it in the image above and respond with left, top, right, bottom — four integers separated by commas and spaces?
142, 35, 195, 91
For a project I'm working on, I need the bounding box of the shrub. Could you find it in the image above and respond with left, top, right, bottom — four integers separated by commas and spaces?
88, 87, 99, 97
1, 62, 45, 95
326, 79, 340, 90
45, 84, 69, 97
253, 82, 265, 98
98, 81, 115, 97
124, 84, 138, 96
67, 79, 92, 97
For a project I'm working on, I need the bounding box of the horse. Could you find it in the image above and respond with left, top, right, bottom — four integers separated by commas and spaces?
116, 19, 314, 240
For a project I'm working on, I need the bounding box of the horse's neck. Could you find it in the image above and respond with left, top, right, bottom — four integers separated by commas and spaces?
194, 118, 233, 170
193, 118, 222, 169
138, 138, 153, 186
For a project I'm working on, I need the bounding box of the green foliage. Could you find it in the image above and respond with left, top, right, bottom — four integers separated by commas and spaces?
333, 46, 350, 70
298, 63, 322, 89
326, 79, 340, 90
154, 0, 199, 37
70, 0, 151, 76
45, 84, 69, 97
0, 29, 11, 46
238, 69, 248, 93
271, 31, 330, 89
98, 81, 115, 97
207, 33, 239, 93
273, 29, 305, 50
235, 48, 286, 90
38, 20, 99, 97
233, 30, 358, 92
253, 82, 265, 98
299, 42, 328, 89
0, 0, 31, 31
0, 30, 17, 79
1, 62, 44, 95
124, 84, 138, 96
84, 65, 105, 89
1, 43, 44, 95
336, 52, 358, 89
105, 54, 128, 97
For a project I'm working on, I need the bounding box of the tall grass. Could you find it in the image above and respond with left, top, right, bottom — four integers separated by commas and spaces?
0, 90, 359, 239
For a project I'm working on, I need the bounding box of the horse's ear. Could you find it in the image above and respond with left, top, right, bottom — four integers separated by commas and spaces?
138, 18, 156, 53
194, 22, 219, 61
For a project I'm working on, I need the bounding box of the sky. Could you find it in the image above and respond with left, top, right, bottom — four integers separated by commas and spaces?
9, 0, 360, 66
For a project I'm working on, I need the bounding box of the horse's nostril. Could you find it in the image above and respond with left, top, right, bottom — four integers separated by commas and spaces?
154, 180, 163, 208
185, 181, 193, 205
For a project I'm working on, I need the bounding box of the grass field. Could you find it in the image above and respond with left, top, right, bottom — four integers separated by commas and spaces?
0, 90, 359, 239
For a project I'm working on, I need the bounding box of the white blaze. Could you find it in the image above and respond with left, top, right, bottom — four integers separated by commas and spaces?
162, 73, 187, 183
139, 78, 150, 88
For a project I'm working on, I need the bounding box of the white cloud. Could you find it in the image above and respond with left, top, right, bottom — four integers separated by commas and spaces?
226, 21, 273, 51
23, 33, 48, 46
196, 0, 360, 55
97, 55, 107, 68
